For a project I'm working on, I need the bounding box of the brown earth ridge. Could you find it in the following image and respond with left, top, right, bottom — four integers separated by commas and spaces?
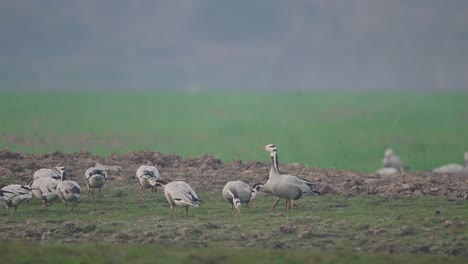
1, 149, 467, 199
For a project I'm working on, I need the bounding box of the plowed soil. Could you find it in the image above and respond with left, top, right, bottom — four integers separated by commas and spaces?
1, 149, 467, 198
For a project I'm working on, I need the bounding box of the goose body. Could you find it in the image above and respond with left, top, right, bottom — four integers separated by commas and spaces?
84, 166, 108, 195
56, 180, 81, 212
382, 148, 407, 171
153, 180, 201, 218
135, 165, 161, 194
31, 177, 60, 207
260, 144, 320, 211
33, 164, 66, 181
433, 152, 468, 174
222, 181, 261, 213
0, 184, 32, 215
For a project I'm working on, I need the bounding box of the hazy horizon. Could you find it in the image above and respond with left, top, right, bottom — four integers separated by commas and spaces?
1, 0, 468, 91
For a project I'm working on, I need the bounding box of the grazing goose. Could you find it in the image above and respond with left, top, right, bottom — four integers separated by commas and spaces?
135, 165, 161, 195
433, 152, 468, 174
382, 148, 407, 173
33, 164, 66, 181
84, 164, 108, 196
0, 184, 33, 215
222, 181, 262, 214
260, 144, 320, 211
56, 180, 81, 212
31, 177, 60, 207
151, 179, 201, 218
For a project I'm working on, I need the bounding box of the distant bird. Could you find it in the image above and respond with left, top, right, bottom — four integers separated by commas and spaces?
152, 179, 201, 218
259, 144, 320, 211
56, 180, 81, 212
222, 181, 262, 214
433, 152, 468, 174
31, 177, 60, 207
382, 148, 407, 174
0, 184, 33, 215
135, 165, 161, 196
376, 167, 401, 177
33, 164, 66, 181
84, 164, 108, 196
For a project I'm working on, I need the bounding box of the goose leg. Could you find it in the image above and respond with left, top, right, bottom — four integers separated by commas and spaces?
289, 199, 295, 210
247, 197, 253, 208
169, 206, 174, 218
271, 197, 281, 212
68, 202, 78, 212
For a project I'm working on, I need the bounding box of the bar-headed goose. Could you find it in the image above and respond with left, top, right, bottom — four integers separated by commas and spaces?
222, 181, 262, 214
31, 177, 60, 207
0, 184, 33, 215
84, 164, 108, 196
33, 164, 66, 181
135, 165, 161, 196
56, 180, 81, 212
260, 144, 320, 211
151, 179, 201, 218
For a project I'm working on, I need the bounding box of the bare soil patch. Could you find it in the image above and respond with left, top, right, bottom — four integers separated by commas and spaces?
1, 149, 467, 198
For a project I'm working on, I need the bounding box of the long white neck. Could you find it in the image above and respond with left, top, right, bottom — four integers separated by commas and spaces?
269, 152, 280, 178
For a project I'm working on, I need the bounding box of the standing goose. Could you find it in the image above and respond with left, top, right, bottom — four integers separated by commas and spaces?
31, 177, 60, 207
382, 148, 407, 174
135, 165, 161, 196
84, 164, 108, 196
151, 179, 201, 218
433, 152, 468, 174
0, 184, 33, 215
260, 144, 320, 211
56, 180, 81, 212
33, 164, 66, 181
222, 181, 262, 214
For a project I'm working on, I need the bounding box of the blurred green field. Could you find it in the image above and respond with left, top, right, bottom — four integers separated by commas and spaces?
1, 90, 467, 172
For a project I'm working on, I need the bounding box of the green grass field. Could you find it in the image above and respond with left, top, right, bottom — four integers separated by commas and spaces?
1, 90, 467, 172
1, 90, 468, 263
1, 186, 467, 263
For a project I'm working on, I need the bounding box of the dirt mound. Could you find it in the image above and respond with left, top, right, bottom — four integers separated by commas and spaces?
0, 149, 467, 198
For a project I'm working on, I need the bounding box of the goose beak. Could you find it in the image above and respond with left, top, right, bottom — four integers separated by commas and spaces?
261, 145, 267, 151
236, 207, 240, 214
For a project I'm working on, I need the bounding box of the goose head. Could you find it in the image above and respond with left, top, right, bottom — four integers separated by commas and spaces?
54, 164, 66, 180
251, 183, 263, 199
228, 190, 241, 214
261, 144, 278, 157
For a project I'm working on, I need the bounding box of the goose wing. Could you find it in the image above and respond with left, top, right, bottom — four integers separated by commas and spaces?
284, 175, 321, 195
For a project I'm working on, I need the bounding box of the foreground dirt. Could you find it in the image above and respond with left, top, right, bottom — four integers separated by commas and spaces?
1, 149, 467, 198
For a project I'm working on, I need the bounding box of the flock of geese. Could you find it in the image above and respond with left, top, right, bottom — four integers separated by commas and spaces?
1, 144, 467, 218
376, 148, 468, 176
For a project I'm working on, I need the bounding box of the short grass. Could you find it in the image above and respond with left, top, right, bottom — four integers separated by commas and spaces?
1, 184, 467, 262
1, 90, 468, 173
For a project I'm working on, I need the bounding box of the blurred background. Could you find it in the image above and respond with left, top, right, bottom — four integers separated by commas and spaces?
1, 0, 467, 91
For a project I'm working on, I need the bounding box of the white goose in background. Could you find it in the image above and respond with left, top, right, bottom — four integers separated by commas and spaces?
84, 163, 109, 196
31, 177, 60, 207
0, 184, 33, 215
382, 148, 408, 174
222, 181, 262, 214
151, 179, 201, 218
135, 165, 161, 196
33, 164, 66, 181
260, 144, 320, 211
433, 152, 468, 174
56, 180, 81, 212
